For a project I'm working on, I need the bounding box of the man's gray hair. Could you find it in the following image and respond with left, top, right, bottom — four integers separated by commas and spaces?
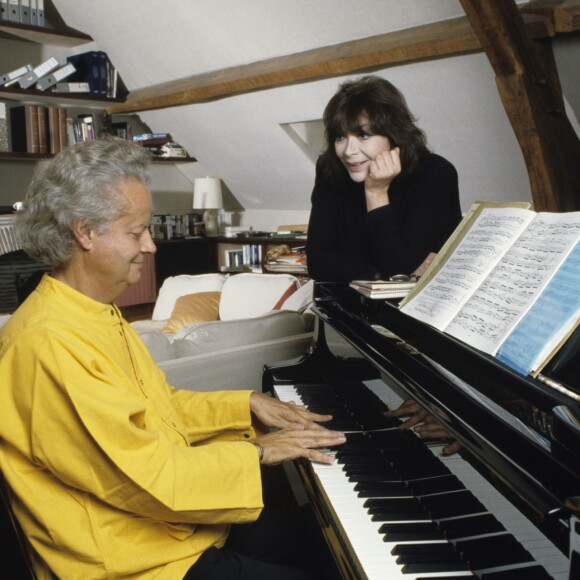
16, 137, 151, 267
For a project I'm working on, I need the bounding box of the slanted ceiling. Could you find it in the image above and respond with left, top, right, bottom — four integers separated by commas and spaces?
50, 0, 580, 220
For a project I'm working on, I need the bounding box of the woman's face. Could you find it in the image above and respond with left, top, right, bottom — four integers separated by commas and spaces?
334, 123, 391, 183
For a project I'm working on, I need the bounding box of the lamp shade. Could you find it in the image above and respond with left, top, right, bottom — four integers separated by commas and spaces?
193, 177, 223, 210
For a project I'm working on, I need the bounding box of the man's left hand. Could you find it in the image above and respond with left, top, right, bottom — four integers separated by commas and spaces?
250, 392, 331, 431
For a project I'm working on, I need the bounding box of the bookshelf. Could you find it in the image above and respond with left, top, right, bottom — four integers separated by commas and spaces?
0, 9, 126, 163
0, 10, 196, 168
214, 236, 307, 276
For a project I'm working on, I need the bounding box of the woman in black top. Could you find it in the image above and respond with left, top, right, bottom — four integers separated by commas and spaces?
306, 75, 462, 282
307, 76, 463, 454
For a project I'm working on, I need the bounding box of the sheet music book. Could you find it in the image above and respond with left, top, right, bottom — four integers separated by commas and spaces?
400, 201, 580, 376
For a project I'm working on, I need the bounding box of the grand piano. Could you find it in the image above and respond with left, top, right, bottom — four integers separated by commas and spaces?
263, 282, 580, 580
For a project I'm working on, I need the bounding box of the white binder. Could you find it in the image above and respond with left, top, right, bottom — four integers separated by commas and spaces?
7, 0, 19, 22
18, 57, 59, 89
19, 0, 30, 24
36, 0, 43, 26
0, 64, 33, 86
29, 0, 37, 24
36, 63, 76, 91
0, 0, 9, 21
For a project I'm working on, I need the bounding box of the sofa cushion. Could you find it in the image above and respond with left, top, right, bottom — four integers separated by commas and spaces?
162, 291, 221, 334
218, 273, 299, 321
172, 310, 307, 358
281, 279, 314, 313
138, 332, 176, 363
152, 274, 226, 320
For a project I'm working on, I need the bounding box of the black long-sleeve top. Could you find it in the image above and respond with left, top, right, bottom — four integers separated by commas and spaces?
306, 153, 462, 282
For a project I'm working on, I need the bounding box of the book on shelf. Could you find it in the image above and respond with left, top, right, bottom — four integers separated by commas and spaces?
66, 51, 103, 97
0, 102, 8, 152
9, 104, 40, 153
350, 279, 416, 299
37, 105, 47, 154
110, 120, 133, 141
69, 112, 109, 143
46, 106, 60, 154
66, 51, 126, 99
133, 133, 172, 145
8, 104, 69, 155
399, 201, 580, 377
55, 82, 91, 93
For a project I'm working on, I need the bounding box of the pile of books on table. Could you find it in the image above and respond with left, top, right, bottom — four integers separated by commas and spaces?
264, 246, 307, 273
349, 279, 416, 299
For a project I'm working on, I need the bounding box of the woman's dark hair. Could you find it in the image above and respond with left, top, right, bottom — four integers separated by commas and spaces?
319, 75, 429, 184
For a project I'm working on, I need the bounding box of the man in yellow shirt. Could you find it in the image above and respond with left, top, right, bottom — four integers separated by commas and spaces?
0, 138, 345, 579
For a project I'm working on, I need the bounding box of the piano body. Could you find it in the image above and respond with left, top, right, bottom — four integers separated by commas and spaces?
264, 282, 580, 580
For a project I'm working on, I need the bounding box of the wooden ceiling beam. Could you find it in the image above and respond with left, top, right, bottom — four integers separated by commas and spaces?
459, 0, 580, 211
521, 0, 580, 32
107, 3, 573, 115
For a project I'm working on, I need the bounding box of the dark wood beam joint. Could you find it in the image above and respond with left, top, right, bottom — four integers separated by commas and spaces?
460, 0, 580, 211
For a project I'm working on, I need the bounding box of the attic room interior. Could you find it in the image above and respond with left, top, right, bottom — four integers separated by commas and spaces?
1, 0, 579, 307
1, 2, 580, 579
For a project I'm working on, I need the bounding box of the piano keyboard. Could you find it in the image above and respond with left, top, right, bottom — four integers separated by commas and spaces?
274, 379, 569, 580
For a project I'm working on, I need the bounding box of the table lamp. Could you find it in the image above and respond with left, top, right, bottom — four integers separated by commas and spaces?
193, 177, 223, 236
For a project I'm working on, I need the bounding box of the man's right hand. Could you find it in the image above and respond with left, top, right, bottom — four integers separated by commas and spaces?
255, 427, 346, 465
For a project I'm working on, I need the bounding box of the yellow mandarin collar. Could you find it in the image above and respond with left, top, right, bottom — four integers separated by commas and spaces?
36, 274, 123, 324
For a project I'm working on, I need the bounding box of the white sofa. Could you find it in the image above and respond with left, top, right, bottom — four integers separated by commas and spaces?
131, 273, 315, 392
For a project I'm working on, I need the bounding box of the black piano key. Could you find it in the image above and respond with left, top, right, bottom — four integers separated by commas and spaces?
364, 497, 423, 511
358, 414, 400, 431
415, 576, 475, 579
392, 457, 452, 480
479, 565, 553, 579
380, 521, 446, 542
402, 560, 471, 574
345, 465, 400, 479
368, 505, 425, 516
442, 513, 506, 539
333, 441, 376, 453
391, 542, 456, 555
396, 552, 465, 565
456, 534, 534, 569
421, 490, 488, 519
354, 481, 411, 497
408, 475, 466, 496
371, 511, 430, 522
348, 472, 402, 483
369, 429, 424, 448
344, 462, 396, 473
384, 529, 446, 542
337, 454, 388, 465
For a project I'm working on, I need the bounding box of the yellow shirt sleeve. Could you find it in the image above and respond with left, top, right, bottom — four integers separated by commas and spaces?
5, 324, 263, 525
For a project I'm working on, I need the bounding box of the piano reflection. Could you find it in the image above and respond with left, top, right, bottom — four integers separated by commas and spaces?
263, 282, 580, 580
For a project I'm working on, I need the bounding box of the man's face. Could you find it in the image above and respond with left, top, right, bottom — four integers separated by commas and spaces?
89, 178, 156, 300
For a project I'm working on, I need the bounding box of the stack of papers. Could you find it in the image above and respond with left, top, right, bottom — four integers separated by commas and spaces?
349, 279, 416, 299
